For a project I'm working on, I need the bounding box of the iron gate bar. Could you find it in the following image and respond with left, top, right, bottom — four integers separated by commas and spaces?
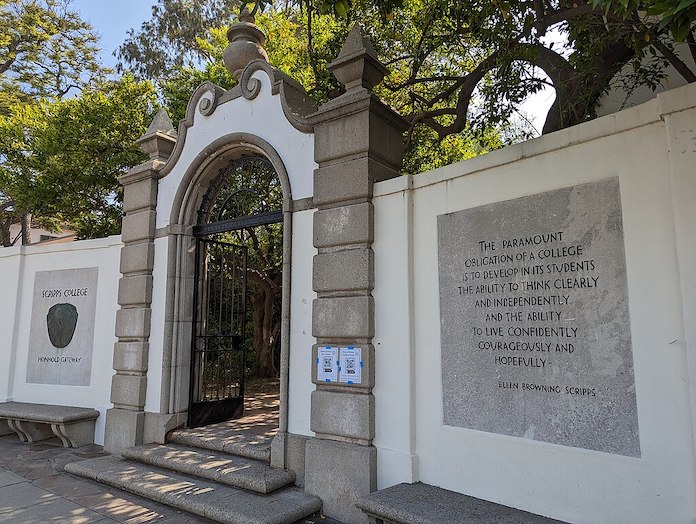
192, 210, 283, 237
188, 237, 248, 428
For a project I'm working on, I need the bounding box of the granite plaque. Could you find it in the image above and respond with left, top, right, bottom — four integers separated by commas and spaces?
437, 178, 639, 456
26, 268, 99, 386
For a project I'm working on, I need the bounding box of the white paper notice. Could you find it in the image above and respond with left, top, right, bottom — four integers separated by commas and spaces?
317, 346, 338, 382
339, 347, 362, 384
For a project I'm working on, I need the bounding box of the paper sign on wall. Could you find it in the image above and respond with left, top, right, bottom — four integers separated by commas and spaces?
339, 347, 362, 385
317, 346, 338, 382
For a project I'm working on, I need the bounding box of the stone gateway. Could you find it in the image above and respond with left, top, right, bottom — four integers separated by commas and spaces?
2, 15, 696, 523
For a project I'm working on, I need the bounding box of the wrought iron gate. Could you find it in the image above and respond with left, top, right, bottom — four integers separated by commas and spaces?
188, 237, 248, 428
188, 155, 283, 428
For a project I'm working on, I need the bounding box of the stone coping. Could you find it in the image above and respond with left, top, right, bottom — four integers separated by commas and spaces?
356, 482, 564, 524
0, 402, 100, 424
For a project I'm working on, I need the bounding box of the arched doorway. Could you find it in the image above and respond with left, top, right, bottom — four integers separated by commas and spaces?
188, 155, 284, 429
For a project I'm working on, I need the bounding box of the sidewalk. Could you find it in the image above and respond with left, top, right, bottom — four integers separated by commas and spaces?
0, 434, 337, 524
0, 433, 218, 523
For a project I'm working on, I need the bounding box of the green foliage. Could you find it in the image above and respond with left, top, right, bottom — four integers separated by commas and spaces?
117, 0, 238, 79
0, 0, 112, 244
201, 157, 284, 377
158, 2, 501, 172
0, 0, 103, 113
402, 126, 505, 175
160, 31, 235, 124
591, 0, 696, 42
0, 75, 158, 240
161, 8, 343, 123
365, 0, 694, 134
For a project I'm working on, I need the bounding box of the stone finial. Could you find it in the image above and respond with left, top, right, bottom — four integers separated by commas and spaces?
136, 109, 177, 162
329, 24, 389, 92
223, 7, 269, 80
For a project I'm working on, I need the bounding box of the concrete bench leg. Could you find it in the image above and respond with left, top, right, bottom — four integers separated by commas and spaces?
51, 421, 95, 448
0, 419, 12, 436
7, 419, 54, 443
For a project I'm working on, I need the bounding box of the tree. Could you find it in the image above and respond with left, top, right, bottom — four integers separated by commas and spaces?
117, 0, 238, 80
228, 0, 695, 138
592, 0, 696, 43
126, 1, 508, 165
0, 0, 103, 113
197, 156, 285, 379
0, 0, 105, 245
345, 0, 696, 136
0, 75, 158, 245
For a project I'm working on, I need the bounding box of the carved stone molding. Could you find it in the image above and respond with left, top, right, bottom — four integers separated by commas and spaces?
158, 65, 316, 179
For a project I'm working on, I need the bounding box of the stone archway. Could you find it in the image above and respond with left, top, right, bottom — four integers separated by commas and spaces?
161, 136, 295, 443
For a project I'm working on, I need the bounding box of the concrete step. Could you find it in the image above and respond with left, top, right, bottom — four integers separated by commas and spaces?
168, 428, 272, 462
122, 443, 295, 494
65, 456, 322, 524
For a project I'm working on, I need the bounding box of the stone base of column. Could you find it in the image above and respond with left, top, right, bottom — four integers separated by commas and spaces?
305, 438, 376, 524
143, 411, 186, 444
103, 408, 144, 454
271, 432, 311, 487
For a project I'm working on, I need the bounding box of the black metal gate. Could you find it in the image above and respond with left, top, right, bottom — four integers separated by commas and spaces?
188, 155, 283, 428
188, 237, 248, 428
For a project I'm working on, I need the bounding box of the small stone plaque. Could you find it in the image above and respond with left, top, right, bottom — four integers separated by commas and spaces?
437, 178, 639, 456
26, 268, 99, 386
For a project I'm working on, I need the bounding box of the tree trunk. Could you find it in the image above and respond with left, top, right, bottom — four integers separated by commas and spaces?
20, 213, 31, 245
0, 219, 11, 247
252, 284, 277, 378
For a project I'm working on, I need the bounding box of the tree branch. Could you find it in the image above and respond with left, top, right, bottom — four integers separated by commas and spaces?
534, 3, 597, 34
652, 39, 696, 83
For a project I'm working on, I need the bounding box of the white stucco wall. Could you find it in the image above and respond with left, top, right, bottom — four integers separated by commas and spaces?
0, 236, 122, 445
372, 83, 696, 522
144, 235, 169, 414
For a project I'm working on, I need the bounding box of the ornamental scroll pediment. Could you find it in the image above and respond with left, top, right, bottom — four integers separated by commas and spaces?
156, 63, 316, 179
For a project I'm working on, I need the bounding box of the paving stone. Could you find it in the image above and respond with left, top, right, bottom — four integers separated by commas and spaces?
66, 457, 322, 524
0, 496, 105, 523
0, 481, 58, 513
0, 468, 26, 488
123, 443, 295, 494
34, 473, 112, 499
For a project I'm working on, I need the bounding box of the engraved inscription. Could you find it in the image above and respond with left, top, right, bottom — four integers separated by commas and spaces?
437, 178, 640, 456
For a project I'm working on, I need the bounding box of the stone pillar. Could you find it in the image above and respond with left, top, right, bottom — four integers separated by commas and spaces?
305, 26, 407, 523
104, 110, 177, 454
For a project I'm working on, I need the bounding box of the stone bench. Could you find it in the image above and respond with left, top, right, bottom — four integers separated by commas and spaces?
356, 482, 563, 524
0, 402, 99, 448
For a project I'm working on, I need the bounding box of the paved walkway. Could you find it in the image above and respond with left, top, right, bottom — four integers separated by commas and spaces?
0, 434, 215, 523
0, 380, 335, 523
